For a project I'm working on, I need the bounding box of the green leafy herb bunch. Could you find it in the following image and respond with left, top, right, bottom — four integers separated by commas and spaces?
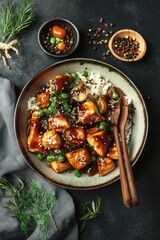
0, 177, 57, 240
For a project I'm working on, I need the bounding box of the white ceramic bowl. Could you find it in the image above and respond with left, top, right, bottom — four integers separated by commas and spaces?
14, 58, 148, 190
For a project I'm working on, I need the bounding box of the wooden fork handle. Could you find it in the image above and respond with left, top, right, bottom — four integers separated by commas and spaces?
114, 126, 132, 208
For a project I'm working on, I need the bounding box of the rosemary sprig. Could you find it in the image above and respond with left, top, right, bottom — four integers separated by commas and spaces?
0, 0, 35, 43
0, 0, 34, 67
0, 0, 13, 42
78, 196, 102, 233
0, 177, 57, 240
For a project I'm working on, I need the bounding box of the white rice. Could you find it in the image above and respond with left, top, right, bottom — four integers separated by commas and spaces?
77, 72, 112, 96
27, 97, 40, 111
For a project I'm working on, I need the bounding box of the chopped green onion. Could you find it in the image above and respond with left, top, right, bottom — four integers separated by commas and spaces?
71, 72, 78, 79
43, 108, 50, 116
36, 153, 43, 160
38, 109, 45, 117
60, 92, 69, 99
112, 92, 119, 100
50, 101, 57, 108
63, 72, 73, 80
69, 82, 76, 89
81, 71, 88, 77
46, 153, 57, 162
99, 121, 107, 130
73, 169, 81, 177
49, 96, 57, 102
57, 153, 66, 162
63, 101, 72, 113
48, 105, 56, 114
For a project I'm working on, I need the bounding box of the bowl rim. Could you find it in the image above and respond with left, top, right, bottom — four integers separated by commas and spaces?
14, 58, 149, 190
108, 29, 147, 62
37, 18, 80, 58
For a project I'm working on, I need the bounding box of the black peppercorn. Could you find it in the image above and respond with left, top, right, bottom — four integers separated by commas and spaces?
113, 36, 140, 59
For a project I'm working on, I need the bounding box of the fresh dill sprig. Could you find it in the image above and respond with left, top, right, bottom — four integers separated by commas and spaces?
0, 177, 30, 235
78, 196, 102, 233
0, 0, 35, 43
0, 177, 57, 239
29, 180, 58, 240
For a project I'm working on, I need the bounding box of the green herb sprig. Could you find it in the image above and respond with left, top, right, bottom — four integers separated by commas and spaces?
29, 180, 57, 239
0, 0, 34, 43
0, 177, 57, 240
0, 0, 34, 67
78, 196, 102, 233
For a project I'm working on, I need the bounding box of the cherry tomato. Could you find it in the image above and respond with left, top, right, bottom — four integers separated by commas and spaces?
57, 42, 66, 50
52, 26, 66, 38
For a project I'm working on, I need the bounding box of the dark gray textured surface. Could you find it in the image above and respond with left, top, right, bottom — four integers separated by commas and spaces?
0, 0, 160, 239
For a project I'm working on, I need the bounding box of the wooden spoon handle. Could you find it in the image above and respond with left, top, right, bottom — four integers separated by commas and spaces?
114, 126, 132, 208
122, 138, 139, 206
116, 87, 139, 206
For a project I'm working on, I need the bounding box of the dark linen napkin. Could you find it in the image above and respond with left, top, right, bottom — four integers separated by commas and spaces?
0, 77, 78, 240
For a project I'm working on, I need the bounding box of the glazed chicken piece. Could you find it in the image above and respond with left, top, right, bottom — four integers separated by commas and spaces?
36, 91, 50, 108
66, 148, 91, 170
42, 129, 62, 148
108, 144, 118, 160
49, 74, 70, 93
28, 111, 46, 154
65, 126, 85, 146
86, 130, 109, 157
98, 157, 115, 176
49, 111, 71, 132
85, 127, 99, 136
50, 160, 72, 173
77, 100, 105, 124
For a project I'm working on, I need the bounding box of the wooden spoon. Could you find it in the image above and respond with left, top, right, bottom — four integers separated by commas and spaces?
116, 88, 139, 206
110, 93, 132, 208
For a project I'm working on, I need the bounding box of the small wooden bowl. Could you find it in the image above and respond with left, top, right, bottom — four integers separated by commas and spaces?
108, 29, 147, 62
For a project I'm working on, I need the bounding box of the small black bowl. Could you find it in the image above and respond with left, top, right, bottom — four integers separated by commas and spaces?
38, 18, 80, 58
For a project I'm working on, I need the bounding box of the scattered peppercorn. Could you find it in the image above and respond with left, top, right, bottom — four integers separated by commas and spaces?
104, 23, 109, 27
112, 36, 140, 60
85, 18, 115, 60
106, 50, 110, 56
99, 17, 104, 23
